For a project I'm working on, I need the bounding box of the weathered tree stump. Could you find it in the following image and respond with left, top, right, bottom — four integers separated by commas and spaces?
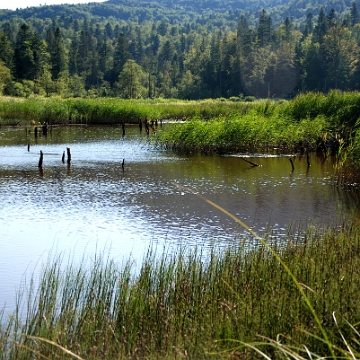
62, 151, 65, 163
67, 147, 71, 164
38, 150, 43, 168
289, 158, 294, 171
306, 149, 311, 167
122, 158, 125, 172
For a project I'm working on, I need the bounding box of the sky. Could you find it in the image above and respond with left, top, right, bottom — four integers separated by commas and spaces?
1, 0, 107, 11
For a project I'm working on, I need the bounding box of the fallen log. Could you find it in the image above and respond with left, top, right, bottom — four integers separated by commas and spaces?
240, 157, 260, 167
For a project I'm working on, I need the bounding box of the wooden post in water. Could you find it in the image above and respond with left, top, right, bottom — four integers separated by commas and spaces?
38, 150, 43, 168
67, 147, 71, 164
122, 158, 125, 172
27, 144, 30, 152
289, 158, 294, 171
306, 149, 311, 167
122, 121, 125, 137
62, 151, 65, 163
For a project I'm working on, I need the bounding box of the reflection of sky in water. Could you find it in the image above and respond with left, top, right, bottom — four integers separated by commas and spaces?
0, 125, 359, 313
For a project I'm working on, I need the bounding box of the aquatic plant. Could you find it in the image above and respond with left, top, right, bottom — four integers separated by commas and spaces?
155, 112, 327, 153
0, 97, 255, 126
0, 212, 360, 358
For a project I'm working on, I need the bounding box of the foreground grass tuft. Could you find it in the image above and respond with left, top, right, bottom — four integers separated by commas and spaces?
1, 218, 360, 359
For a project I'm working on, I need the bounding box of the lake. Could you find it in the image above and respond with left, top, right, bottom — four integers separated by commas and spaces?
0, 124, 358, 313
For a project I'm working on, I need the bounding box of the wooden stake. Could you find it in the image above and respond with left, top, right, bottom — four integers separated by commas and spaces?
67, 147, 71, 164
306, 149, 311, 167
122, 158, 125, 172
289, 158, 294, 171
38, 150, 43, 168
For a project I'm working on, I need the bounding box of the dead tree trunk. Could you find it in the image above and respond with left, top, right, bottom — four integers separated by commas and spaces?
67, 147, 71, 164
38, 150, 43, 168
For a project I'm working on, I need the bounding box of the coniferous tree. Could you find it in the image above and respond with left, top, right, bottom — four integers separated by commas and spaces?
257, 9, 272, 47
302, 13, 313, 39
68, 34, 79, 76
105, 22, 114, 39
300, 38, 325, 91
50, 27, 67, 80
0, 31, 13, 69
14, 24, 47, 83
112, 33, 130, 84
313, 7, 327, 44
351, 2, 360, 26
97, 31, 110, 81
14, 24, 34, 80
237, 15, 253, 58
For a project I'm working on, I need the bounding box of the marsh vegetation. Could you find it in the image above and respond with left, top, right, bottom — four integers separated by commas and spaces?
1, 219, 360, 359
1, 91, 360, 358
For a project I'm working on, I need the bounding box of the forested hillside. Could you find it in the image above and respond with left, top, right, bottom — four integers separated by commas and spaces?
0, 0, 359, 99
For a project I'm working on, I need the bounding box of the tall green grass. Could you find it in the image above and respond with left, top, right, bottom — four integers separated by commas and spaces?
1, 217, 360, 359
155, 112, 327, 153
0, 97, 257, 126
281, 90, 360, 128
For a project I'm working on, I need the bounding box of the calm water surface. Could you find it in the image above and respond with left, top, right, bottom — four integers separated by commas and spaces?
0, 124, 359, 312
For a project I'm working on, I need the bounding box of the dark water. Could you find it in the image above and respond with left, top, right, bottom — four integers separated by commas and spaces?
0, 124, 359, 312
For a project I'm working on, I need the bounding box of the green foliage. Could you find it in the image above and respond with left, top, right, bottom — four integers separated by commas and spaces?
1, 1, 360, 100
155, 99, 328, 153
282, 90, 360, 128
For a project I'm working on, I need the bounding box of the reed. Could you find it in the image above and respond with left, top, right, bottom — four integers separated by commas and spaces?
281, 90, 360, 128
155, 112, 327, 153
0, 97, 256, 126
1, 216, 360, 359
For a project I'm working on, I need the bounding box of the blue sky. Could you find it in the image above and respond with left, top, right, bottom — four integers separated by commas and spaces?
1, 0, 106, 11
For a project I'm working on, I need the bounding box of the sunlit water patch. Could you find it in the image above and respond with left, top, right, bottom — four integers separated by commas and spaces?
0, 125, 359, 313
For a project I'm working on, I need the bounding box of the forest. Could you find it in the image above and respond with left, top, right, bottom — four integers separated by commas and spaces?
0, 0, 360, 99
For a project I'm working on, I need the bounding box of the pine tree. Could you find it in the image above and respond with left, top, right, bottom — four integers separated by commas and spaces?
50, 27, 67, 80
68, 34, 78, 76
112, 33, 130, 84
14, 24, 47, 82
257, 9, 272, 47
0, 31, 13, 69
351, 2, 360, 27
313, 7, 327, 44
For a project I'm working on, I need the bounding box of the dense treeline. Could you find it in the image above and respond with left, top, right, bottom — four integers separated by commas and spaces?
1, 2, 360, 99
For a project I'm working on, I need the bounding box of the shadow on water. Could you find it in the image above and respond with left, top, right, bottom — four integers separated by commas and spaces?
0, 124, 359, 312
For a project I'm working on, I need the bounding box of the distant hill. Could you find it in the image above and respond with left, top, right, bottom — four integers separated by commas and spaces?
0, 0, 357, 27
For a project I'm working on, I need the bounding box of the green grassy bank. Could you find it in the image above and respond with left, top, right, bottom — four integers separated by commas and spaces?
1, 218, 360, 359
154, 91, 360, 154
0, 97, 257, 126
